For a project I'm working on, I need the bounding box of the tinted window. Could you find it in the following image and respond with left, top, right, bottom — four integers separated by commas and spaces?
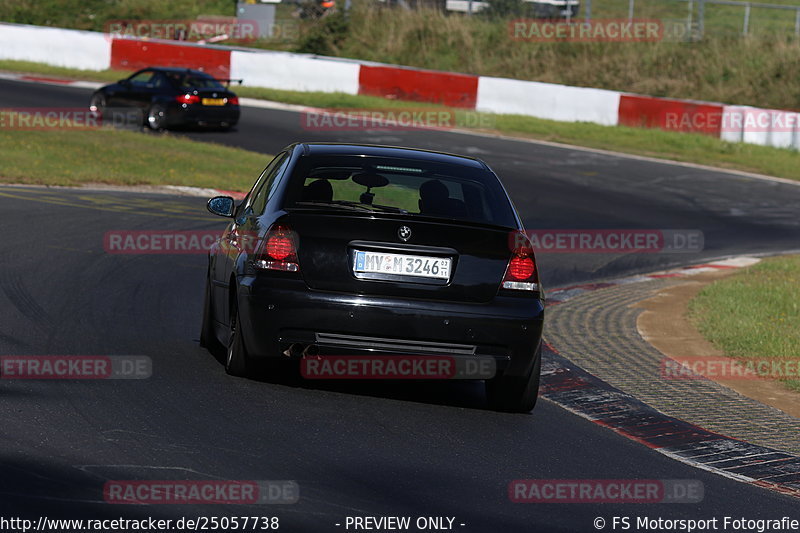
285, 155, 517, 227
251, 152, 290, 215
165, 72, 224, 89
128, 70, 155, 87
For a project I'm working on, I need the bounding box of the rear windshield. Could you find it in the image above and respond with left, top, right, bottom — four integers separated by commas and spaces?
165, 72, 224, 89
284, 154, 517, 227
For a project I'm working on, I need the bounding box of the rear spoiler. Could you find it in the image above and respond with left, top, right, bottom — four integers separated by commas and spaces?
219, 78, 244, 88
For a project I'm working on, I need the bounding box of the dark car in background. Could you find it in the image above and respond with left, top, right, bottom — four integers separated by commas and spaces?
89, 67, 240, 130
201, 143, 544, 412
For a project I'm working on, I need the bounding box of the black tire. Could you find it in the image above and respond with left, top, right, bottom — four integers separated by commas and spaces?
199, 278, 220, 352
89, 92, 106, 112
146, 104, 167, 130
225, 300, 252, 377
486, 344, 541, 413
89, 92, 106, 121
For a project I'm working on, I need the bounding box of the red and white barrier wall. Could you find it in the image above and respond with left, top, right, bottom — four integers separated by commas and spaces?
476, 76, 620, 126
0, 21, 795, 151
0, 23, 111, 70
231, 50, 360, 94
111, 39, 232, 79
720, 106, 800, 150
618, 95, 723, 137
358, 64, 478, 108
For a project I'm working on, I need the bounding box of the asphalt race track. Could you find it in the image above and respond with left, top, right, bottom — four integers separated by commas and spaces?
1, 78, 799, 531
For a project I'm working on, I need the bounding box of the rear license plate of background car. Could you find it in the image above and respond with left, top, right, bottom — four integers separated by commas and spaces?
354, 251, 451, 279
202, 98, 225, 106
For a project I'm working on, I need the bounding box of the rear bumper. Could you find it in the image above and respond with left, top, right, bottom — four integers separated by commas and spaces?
237, 275, 544, 379
169, 105, 240, 126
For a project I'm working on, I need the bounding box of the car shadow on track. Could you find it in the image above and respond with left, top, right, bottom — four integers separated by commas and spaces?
202, 345, 495, 412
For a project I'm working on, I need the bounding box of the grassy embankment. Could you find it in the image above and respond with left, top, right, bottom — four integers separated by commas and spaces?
0, 124, 267, 190
689, 255, 800, 392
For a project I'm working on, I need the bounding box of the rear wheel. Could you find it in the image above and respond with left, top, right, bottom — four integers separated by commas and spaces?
89, 92, 106, 114
486, 344, 541, 413
146, 104, 167, 130
225, 300, 252, 377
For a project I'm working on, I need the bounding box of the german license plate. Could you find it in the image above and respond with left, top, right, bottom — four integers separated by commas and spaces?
202, 98, 225, 106
354, 251, 451, 279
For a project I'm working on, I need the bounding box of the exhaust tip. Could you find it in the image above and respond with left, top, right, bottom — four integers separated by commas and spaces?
283, 343, 306, 358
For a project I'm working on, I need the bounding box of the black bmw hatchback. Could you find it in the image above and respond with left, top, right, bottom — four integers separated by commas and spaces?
89, 67, 240, 130
202, 143, 544, 412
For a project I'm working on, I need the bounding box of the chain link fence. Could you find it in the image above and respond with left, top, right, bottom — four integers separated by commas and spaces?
582, 0, 800, 38
442, 0, 800, 39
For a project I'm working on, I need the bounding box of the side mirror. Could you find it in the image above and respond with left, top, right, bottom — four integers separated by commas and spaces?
118, 79, 130, 86
207, 196, 235, 217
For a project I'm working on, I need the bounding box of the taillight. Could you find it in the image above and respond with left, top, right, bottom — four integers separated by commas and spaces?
254, 225, 299, 272
227, 96, 239, 105
509, 255, 535, 280
502, 236, 538, 292
176, 94, 200, 105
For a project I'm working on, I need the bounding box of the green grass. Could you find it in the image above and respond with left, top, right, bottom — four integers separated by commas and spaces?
0, 0, 302, 51
0, 60, 128, 82
9, 0, 796, 38
0, 126, 268, 191
0, 0, 232, 31
689, 255, 800, 392
3, 59, 800, 182
277, 1, 800, 110
237, 86, 447, 110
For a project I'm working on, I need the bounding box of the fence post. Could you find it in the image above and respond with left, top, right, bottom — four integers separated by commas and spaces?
697, 0, 705, 39
628, 0, 634, 21
795, 8, 800, 37
585, 0, 591, 22
743, 3, 750, 36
